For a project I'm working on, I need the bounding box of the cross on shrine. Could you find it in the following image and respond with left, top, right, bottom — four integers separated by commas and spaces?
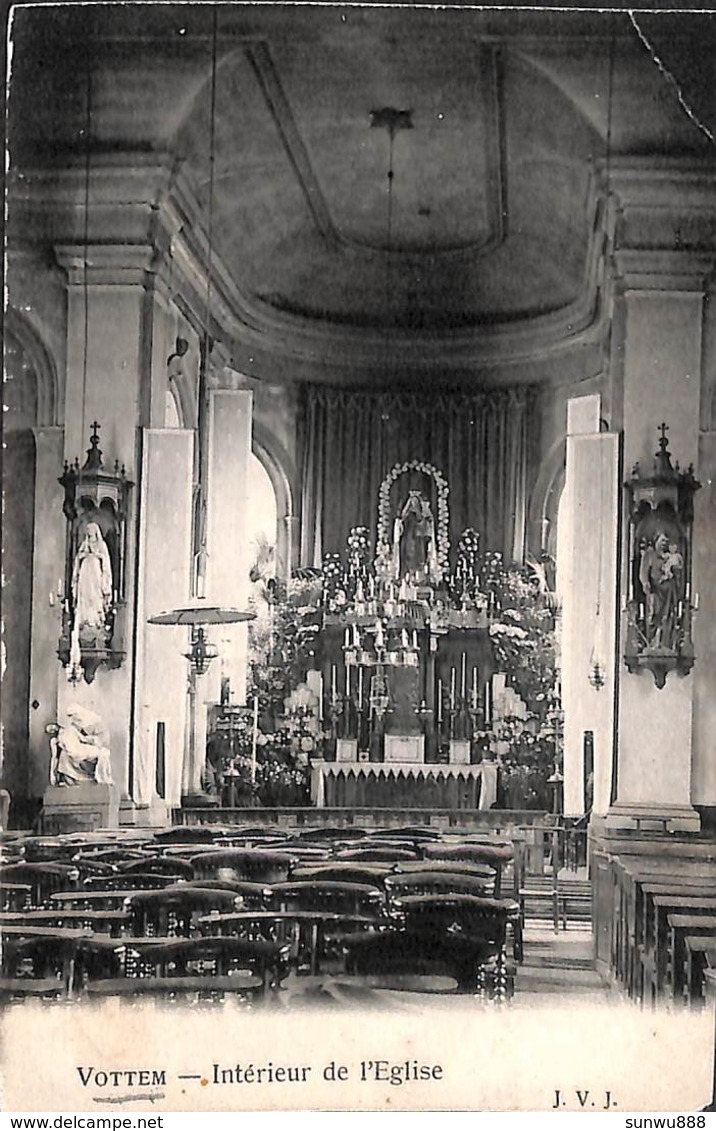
658, 422, 669, 446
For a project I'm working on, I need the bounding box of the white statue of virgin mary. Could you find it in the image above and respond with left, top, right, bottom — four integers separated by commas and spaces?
71, 521, 113, 645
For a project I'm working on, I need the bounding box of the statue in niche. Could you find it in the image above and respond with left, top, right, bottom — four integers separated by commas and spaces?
393, 490, 436, 580
638, 529, 685, 650
71, 521, 113, 646
47, 705, 113, 787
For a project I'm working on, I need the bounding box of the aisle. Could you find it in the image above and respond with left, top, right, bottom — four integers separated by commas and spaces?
514, 925, 614, 1005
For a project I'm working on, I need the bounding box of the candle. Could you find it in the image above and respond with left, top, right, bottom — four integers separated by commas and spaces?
412, 630, 418, 651
450, 667, 456, 710
58, 577, 63, 598
401, 628, 409, 650
485, 679, 492, 725
437, 679, 443, 724
346, 664, 350, 696
693, 592, 700, 611
49, 591, 55, 608
472, 666, 478, 711
251, 695, 259, 788
358, 667, 363, 709
318, 674, 323, 721
353, 624, 360, 648
344, 628, 350, 648
460, 653, 467, 698
331, 664, 337, 699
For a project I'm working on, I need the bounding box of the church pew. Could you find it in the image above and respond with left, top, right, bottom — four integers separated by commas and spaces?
641, 896, 716, 1004
666, 914, 716, 1006
606, 855, 716, 993
632, 879, 716, 995
684, 937, 716, 1009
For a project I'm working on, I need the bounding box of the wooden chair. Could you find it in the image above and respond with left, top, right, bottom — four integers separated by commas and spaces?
82, 873, 176, 892
335, 847, 419, 863
289, 864, 394, 887
270, 880, 387, 919
0, 882, 33, 912
189, 849, 298, 884
423, 842, 513, 896
165, 879, 274, 909
0, 862, 81, 906
0, 931, 81, 1003
385, 870, 495, 901
342, 928, 511, 998
396, 893, 523, 964
77, 933, 291, 992
124, 887, 243, 937
118, 855, 195, 880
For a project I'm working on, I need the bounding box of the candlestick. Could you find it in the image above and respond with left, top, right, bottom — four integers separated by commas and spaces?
460, 652, 466, 698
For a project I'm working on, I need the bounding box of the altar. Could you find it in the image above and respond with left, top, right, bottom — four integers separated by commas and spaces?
312, 461, 503, 790
311, 760, 499, 810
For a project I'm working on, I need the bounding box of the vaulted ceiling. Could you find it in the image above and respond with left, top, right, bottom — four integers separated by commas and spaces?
7, 4, 716, 382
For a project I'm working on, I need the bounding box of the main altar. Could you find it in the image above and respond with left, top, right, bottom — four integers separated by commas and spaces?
307, 460, 507, 809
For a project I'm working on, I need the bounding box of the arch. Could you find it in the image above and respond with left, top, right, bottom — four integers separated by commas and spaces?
527, 435, 566, 560
4, 307, 59, 428
251, 422, 298, 579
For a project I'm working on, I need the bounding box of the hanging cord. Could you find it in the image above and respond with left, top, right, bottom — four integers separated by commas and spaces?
79, 49, 92, 491
195, 5, 219, 593
383, 126, 395, 376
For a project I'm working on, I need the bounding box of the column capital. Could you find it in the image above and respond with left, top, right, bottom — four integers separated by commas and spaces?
54, 243, 158, 287
613, 249, 715, 293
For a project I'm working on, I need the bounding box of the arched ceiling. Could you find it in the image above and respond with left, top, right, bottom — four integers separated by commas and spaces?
7, 4, 716, 381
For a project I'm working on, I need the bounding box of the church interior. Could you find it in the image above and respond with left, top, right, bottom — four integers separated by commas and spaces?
2, 3, 716, 1015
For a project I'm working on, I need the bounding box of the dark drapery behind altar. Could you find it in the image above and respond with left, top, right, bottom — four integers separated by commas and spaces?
298, 384, 539, 567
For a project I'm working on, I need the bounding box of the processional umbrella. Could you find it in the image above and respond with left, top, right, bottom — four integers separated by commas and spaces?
148, 601, 256, 676
148, 603, 256, 627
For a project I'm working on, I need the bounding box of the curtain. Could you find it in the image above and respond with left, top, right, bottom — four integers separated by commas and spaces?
298, 384, 539, 568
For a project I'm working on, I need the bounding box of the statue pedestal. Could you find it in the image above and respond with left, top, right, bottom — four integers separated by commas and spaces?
41, 782, 119, 834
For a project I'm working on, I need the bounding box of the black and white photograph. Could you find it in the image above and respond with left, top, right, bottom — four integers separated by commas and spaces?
2, 0, 716, 1114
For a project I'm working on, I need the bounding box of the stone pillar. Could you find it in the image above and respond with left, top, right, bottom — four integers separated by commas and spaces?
609, 249, 713, 832
206, 388, 254, 702
560, 396, 619, 818
28, 428, 65, 797
54, 245, 158, 804
133, 429, 194, 814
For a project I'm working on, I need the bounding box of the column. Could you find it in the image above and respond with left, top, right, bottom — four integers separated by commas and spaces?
206, 387, 254, 700
28, 428, 65, 796
609, 249, 712, 832
55, 244, 157, 804
560, 396, 619, 818
133, 429, 194, 811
